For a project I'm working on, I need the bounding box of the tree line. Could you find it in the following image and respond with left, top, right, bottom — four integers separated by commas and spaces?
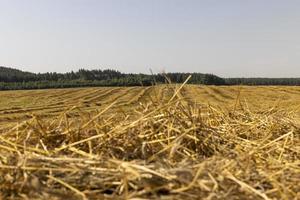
0, 67, 225, 90
225, 78, 300, 86
0, 66, 300, 90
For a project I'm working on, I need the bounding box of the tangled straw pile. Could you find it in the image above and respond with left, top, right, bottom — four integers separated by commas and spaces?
0, 85, 299, 200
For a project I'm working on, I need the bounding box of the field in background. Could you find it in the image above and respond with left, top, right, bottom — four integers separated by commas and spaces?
1, 85, 300, 127
1, 85, 300, 199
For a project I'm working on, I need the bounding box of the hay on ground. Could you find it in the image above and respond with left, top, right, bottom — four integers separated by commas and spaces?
0, 86, 299, 200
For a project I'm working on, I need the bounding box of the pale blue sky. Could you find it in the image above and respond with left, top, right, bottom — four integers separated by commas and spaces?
1, 0, 300, 77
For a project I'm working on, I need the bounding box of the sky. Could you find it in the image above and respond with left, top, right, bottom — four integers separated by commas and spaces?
0, 0, 300, 77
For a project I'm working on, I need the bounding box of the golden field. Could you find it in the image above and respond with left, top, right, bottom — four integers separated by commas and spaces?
1, 85, 300, 126
0, 85, 299, 199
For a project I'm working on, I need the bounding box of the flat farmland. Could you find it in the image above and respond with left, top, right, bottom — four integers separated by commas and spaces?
0, 86, 155, 126
1, 85, 300, 199
1, 85, 300, 126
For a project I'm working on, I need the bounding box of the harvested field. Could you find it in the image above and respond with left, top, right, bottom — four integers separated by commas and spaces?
0, 84, 300, 199
0, 85, 300, 127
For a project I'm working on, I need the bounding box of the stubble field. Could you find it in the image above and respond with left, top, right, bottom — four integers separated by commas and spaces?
1, 85, 300, 126
0, 85, 299, 199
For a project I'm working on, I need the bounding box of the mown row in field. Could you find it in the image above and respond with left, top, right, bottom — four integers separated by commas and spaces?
1, 85, 300, 128
0, 84, 299, 199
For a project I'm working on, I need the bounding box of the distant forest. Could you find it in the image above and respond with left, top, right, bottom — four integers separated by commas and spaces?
0, 66, 300, 90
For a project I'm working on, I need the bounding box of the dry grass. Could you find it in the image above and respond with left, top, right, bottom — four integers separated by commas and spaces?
0, 83, 299, 200
1, 85, 300, 128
